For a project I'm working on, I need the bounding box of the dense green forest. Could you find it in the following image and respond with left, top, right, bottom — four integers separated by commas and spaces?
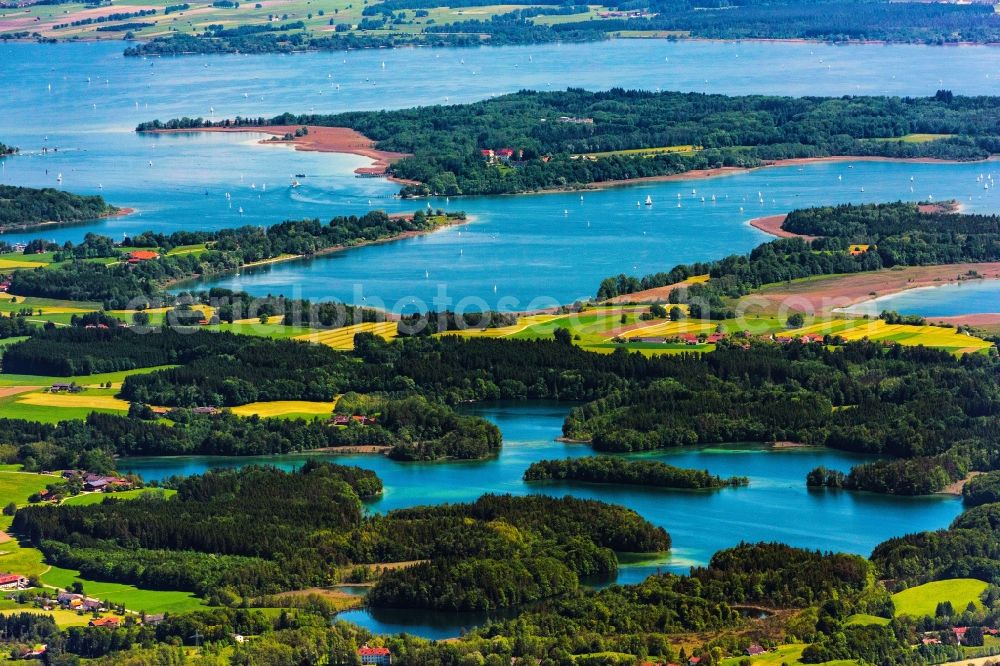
0, 184, 118, 231
7, 209, 461, 307
139, 89, 1000, 195
13, 465, 668, 610
963, 472, 1000, 508
11, 319, 997, 495
598, 201, 1000, 306
523, 456, 749, 489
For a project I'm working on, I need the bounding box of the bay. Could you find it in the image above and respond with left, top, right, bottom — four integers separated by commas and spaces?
119, 401, 962, 636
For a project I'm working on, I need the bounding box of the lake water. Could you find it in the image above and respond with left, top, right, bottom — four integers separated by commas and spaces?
1, 38, 987, 636
842, 279, 1000, 317
120, 401, 963, 637
2, 41, 1000, 307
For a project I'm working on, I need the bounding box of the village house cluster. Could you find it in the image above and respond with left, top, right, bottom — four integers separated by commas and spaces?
920, 625, 999, 646
63, 469, 134, 492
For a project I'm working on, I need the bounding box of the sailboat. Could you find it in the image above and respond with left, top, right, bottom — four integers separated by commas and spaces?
644, 195, 653, 206
291, 180, 301, 188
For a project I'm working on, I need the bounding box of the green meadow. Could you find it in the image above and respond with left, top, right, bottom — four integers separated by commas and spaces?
892, 579, 989, 618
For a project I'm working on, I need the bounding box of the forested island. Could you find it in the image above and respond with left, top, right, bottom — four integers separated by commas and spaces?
0, 185, 120, 232
139, 89, 1000, 196
116, 0, 1000, 58
524, 456, 749, 489
0, 142, 16, 156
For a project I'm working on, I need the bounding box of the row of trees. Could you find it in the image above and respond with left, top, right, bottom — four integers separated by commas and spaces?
8, 210, 461, 307
523, 456, 748, 489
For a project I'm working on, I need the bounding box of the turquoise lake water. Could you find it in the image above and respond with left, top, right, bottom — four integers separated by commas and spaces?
120, 401, 963, 637
2, 38, 991, 637
2, 41, 1000, 307
843, 279, 1000, 317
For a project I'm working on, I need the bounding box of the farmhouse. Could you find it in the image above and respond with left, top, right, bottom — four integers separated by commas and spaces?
745, 644, 766, 656
358, 645, 391, 665
89, 616, 121, 628
82, 472, 132, 492
0, 573, 29, 590
481, 148, 518, 165
330, 414, 377, 426
127, 250, 160, 264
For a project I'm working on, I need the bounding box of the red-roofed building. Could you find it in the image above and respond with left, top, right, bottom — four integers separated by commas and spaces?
953, 627, 968, 643
358, 645, 391, 665
89, 617, 121, 628
0, 573, 28, 590
127, 250, 160, 264
746, 644, 766, 656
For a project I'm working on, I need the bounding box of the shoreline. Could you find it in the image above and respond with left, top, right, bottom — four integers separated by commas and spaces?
749, 199, 963, 241
753, 263, 1000, 323
837, 278, 1000, 323
164, 214, 473, 289
145, 126, 419, 185
489, 155, 994, 198
9, 32, 1000, 49
146, 124, 995, 198
0, 206, 135, 236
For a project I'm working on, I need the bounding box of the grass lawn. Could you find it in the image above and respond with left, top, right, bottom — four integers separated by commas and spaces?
872, 133, 956, 143
0, 604, 98, 627
41, 566, 207, 614
578, 144, 701, 159
786, 319, 993, 354
230, 400, 337, 419
845, 613, 891, 626
720, 643, 858, 666
0, 365, 175, 422
61, 488, 177, 506
892, 579, 989, 618
0, 468, 60, 508
297, 321, 398, 350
